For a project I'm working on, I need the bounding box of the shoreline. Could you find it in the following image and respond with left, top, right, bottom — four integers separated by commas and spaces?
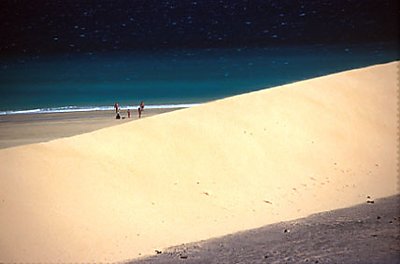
0, 107, 183, 149
0, 103, 201, 116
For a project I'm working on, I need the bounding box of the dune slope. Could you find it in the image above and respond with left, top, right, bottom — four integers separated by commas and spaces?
0, 62, 398, 262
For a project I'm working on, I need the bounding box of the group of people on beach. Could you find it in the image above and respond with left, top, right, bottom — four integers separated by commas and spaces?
114, 101, 145, 119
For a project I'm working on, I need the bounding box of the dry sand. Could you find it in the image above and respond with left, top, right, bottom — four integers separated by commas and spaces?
0, 61, 398, 263
131, 195, 400, 264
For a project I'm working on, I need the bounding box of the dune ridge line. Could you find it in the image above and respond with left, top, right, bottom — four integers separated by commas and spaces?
0, 61, 398, 263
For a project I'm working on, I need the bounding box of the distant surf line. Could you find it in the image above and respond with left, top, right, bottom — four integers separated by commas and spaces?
0, 103, 201, 116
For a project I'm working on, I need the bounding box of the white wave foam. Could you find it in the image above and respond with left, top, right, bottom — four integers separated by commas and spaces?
144, 103, 200, 109
0, 103, 200, 116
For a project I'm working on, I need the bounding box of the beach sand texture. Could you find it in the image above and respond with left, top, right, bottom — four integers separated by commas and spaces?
131, 195, 400, 264
0, 62, 398, 263
0, 108, 180, 149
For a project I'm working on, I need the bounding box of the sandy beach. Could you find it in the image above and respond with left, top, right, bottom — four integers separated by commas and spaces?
0, 61, 398, 263
0, 108, 181, 149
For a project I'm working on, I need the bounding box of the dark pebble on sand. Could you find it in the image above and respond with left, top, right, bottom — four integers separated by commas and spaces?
367, 200, 374, 204
180, 255, 188, 259
377, 216, 381, 219
155, 250, 162, 254
284, 229, 290, 233
389, 220, 393, 224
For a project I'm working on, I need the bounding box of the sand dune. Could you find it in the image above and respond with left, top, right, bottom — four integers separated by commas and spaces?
131, 195, 400, 263
0, 61, 398, 263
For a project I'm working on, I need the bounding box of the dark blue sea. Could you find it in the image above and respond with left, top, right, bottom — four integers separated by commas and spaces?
0, 42, 398, 115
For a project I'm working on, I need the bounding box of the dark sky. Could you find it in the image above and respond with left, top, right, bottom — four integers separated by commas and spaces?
0, 0, 398, 56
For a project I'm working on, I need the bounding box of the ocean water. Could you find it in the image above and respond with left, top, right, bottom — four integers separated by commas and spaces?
0, 42, 398, 115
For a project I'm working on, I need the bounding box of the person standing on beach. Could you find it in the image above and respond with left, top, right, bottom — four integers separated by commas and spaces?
138, 101, 145, 118
114, 102, 119, 113
116, 107, 121, 119
127, 109, 131, 118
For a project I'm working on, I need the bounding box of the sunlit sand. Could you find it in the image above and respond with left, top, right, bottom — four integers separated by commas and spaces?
0, 61, 398, 263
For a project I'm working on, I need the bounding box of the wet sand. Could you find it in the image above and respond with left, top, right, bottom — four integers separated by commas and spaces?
0, 108, 180, 149
131, 195, 400, 264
